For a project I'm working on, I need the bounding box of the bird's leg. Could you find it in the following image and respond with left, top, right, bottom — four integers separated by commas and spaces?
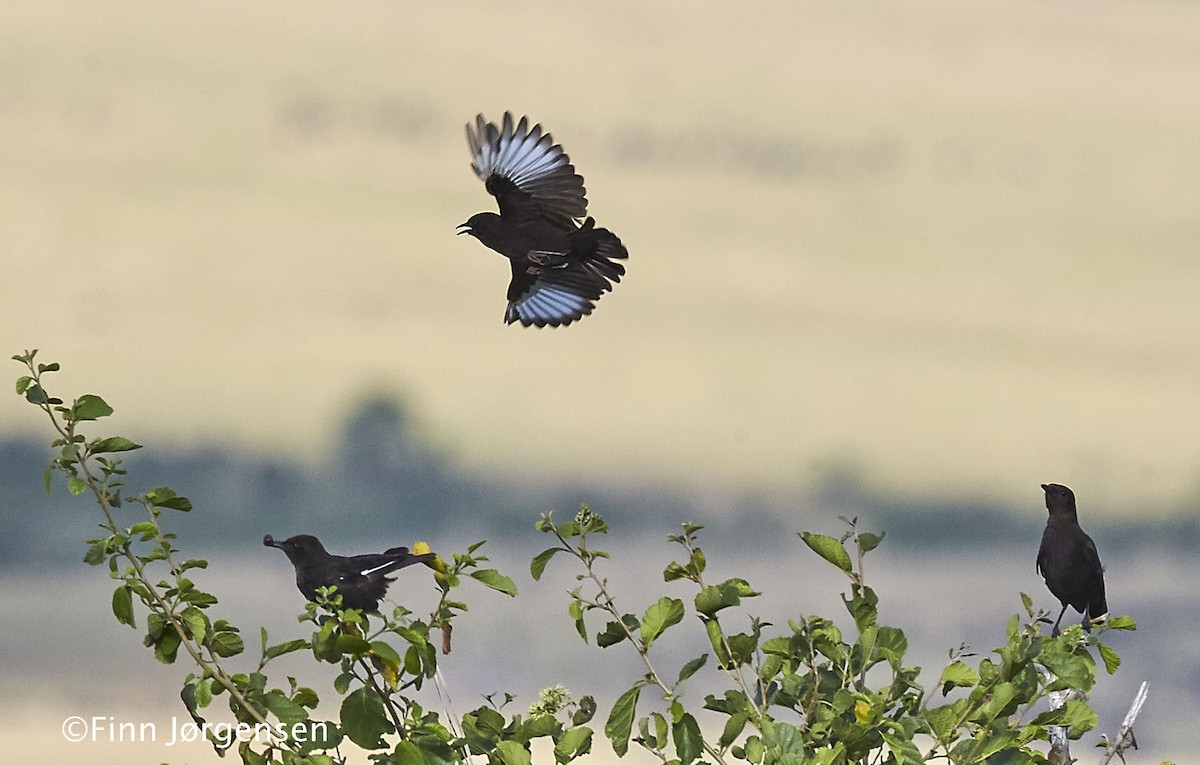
1051, 604, 1068, 637
1081, 612, 1093, 633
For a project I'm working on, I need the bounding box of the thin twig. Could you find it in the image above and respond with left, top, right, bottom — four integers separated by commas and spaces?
1096, 681, 1149, 765
25, 374, 283, 742
1035, 664, 1084, 765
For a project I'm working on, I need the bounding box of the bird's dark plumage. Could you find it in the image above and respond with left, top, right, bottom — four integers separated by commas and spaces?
264, 533, 435, 612
1036, 483, 1108, 636
458, 112, 629, 327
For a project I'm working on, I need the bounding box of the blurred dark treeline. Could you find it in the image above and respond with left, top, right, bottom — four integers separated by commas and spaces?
2, 394, 1198, 568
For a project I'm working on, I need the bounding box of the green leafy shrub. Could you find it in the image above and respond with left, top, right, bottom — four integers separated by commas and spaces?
13, 350, 1144, 765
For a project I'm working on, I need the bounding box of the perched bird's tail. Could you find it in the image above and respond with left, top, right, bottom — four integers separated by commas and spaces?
1088, 587, 1109, 626
373, 547, 437, 580
569, 217, 628, 286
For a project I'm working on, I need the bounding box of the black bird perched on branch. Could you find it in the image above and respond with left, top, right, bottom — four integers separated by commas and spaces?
1036, 483, 1108, 637
263, 534, 435, 612
458, 112, 629, 327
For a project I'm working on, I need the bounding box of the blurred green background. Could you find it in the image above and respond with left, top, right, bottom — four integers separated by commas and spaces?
2, 0, 1198, 762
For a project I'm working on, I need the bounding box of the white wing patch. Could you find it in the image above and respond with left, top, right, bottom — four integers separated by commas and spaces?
512, 284, 593, 326
469, 114, 566, 188
358, 561, 395, 578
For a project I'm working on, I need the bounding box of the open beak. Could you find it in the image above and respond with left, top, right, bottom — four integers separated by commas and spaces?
456, 222, 471, 236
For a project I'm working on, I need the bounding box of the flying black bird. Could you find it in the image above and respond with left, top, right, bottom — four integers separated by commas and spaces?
1036, 483, 1108, 637
458, 112, 629, 327
264, 534, 435, 612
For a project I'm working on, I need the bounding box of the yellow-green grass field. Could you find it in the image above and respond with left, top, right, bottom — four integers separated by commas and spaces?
4, 2, 1200, 512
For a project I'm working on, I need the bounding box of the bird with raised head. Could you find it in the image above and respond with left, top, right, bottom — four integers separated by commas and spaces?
458, 112, 629, 327
1036, 483, 1108, 637
263, 533, 435, 612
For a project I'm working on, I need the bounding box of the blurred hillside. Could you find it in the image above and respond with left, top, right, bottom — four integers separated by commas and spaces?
4, 391, 1199, 568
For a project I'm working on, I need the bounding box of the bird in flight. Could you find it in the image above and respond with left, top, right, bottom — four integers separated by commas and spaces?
458, 112, 629, 327
264, 533, 435, 612
1035, 483, 1109, 637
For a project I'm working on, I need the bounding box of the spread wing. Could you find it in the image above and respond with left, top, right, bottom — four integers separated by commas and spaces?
505, 260, 612, 328
466, 112, 587, 230
503, 217, 629, 328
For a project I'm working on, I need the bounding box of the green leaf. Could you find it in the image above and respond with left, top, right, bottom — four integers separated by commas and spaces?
924, 700, 967, 741
145, 487, 192, 511
266, 639, 310, 661
264, 689, 309, 726
291, 721, 339, 753
978, 681, 1019, 721
180, 606, 209, 644
112, 585, 135, 628
642, 712, 668, 749
744, 735, 765, 763
1059, 699, 1098, 737
719, 712, 748, 748
554, 726, 593, 763
672, 712, 703, 765
495, 741, 533, 765
128, 521, 158, 538
15, 375, 32, 395
194, 680, 213, 708
1104, 615, 1136, 630
339, 686, 393, 749
597, 617, 637, 648
24, 383, 49, 405
237, 741, 267, 765
393, 740, 425, 765
761, 720, 807, 763
530, 548, 563, 581
676, 654, 708, 684
89, 436, 142, 454
154, 629, 182, 664
640, 597, 685, 649
470, 568, 518, 596
83, 539, 108, 565
67, 476, 87, 495
879, 728, 924, 765
37, 362, 60, 373
1039, 640, 1096, 690
568, 598, 587, 642
694, 578, 759, 617
210, 630, 244, 658
370, 640, 402, 664
703, 618, 731, 667
1096, 641, 1121, 674
858, 531, 885, 553
938, 661, 979, 694
875, 626, 908, 667
800, 532, 852, 572
662, 562, 689, 582
605, 686, 641, 756
180, 682, 206, 726
573, 696, 597, 726
330, 633, 369, 656
72, 394, 114, 421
